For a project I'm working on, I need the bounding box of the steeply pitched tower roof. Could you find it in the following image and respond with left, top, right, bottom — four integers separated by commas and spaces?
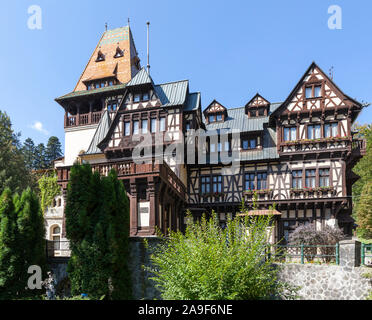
73, 26, 140, 92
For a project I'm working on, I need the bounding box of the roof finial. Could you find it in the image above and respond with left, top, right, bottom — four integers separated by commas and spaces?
146, 21, 150, 74
105, 22, 108, 31
128, 17, 130, 27
329, 66, 334, 80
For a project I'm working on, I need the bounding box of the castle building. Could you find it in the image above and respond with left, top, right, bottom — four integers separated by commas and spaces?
44, 25, 367, 250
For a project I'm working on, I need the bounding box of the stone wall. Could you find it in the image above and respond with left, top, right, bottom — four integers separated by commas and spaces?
277, 263, 372, 300
128, 237, 161, 300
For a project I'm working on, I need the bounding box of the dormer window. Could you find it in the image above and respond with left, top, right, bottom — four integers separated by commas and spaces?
204, 100, 227, 124
245, 94, 270, 118
142, 93, 149, 101
96, 50, 105, 62
114, 47, 124, 58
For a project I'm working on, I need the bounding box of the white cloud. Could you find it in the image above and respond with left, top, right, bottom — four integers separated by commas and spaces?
30, 121, 49, 135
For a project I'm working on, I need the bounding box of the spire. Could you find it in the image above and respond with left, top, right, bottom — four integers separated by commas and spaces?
73, 25, 141, 92
147, 21, 150, 74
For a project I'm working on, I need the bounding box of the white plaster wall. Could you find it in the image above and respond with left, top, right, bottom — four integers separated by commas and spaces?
64, 125, 98, 166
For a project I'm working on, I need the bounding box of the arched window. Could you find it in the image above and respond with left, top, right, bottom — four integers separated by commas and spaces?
57, 198, 62, 207
51, 225, 61, 250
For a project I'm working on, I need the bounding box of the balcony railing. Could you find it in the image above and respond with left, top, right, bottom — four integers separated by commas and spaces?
65, 111, 103, 128
57, 160, 186, 199
46, 240, 71, 258
279, 137, 366, 155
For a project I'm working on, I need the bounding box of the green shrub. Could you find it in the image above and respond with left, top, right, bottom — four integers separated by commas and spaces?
147, 211, 297, 300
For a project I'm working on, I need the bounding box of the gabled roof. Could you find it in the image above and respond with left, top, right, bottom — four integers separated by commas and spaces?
203, 100, 227, 115
126, 67, 154, 87
246, 93, 270, 108
270, 62, 363, 119
85, 110, 112, 155
154, 80, 189, 107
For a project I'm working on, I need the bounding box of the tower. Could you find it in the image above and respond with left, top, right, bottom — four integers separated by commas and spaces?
55, 25, 141, 166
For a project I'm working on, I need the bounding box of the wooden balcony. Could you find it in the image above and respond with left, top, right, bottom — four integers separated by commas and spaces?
57, 160, 186, 199
64, 111, 102, 128
279, 137, 366, 157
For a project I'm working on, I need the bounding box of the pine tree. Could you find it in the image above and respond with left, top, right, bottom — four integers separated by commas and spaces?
21, 138, 36, 170
0, 188, 21, 299
356, 181, 372, 239
16, 188, 46, 297
45, 136, 62, 167
33, 143, 47, 170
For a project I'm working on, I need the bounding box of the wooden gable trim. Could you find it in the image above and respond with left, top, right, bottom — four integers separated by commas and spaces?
270, 62, 363, 120
203, 99, 228, 124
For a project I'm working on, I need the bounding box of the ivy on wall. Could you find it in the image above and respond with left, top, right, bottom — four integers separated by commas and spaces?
37, 172, 61, 214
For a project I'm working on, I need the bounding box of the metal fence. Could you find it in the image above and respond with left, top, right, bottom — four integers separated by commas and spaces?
46, 240, 71, 258
266, 243, 340, 265
361, 243, 372, 266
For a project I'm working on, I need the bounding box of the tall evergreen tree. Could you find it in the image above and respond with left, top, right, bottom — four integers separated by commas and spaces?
45, 136, 62, 167
21, 138, 36, 170
33, 143, 47, 170
0, 188, 21, 299
356, 182, 372, 239
0, 111, 33, 194
65, 164, 131, 299
16, 188, 46, 296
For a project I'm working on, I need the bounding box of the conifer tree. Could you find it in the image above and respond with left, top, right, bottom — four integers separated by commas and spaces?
65, 164, 132, 299
0, 188, 21, 299
16, 188, 46, 296
45, 136, 63, 167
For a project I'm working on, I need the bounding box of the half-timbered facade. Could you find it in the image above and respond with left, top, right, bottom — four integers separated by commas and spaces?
46, 25, 367, 246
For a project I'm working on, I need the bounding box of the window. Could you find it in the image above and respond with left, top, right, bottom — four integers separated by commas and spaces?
209, 115, 215, 123
151, 118, 157, 133
319, 168, 330, 187
308, 124, 321, 139
284, 127, 297, 141
258, 108, 265, 116
133, 121, 139, 135
242, 138, 257, 150
305, 169, 316, 188
124, 122, 130, 136
201, 176, 211, 194
257, 172, 267, 190
216, 113, 223, 121
305, 85, 322, 99
52, 226, 61, 250
325, 123, 338, 137
95, 83, 100, 89
141, 120, 148, 134
212, 176, 222, 193
245, 173, 255, 190
134, 94, 141, 102
108, 103, 117, 111
186, 122, 191, 131
142, 93, 149, 101
292, 170, 302, 188
109, 80, 114, 86
159, 117, 166, 132
314, 86, 321, 97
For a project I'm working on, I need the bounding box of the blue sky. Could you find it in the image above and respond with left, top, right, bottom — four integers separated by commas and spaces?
1, 0, 371, 151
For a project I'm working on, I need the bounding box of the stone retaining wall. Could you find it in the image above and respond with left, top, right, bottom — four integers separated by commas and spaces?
277, 263, 372, 300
